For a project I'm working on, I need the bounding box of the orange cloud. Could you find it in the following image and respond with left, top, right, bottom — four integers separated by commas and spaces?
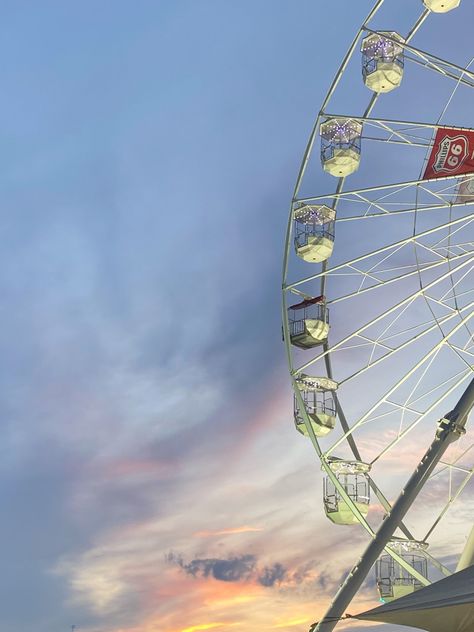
207, 593, 258, 609
273, 616, 310, 628
115, 575, 264, 632
193, 526, 264, 537
181, 624, 236, 632
201, 579, 264, 608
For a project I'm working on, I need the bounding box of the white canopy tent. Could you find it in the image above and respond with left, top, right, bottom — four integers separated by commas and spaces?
354, 565, 474, 632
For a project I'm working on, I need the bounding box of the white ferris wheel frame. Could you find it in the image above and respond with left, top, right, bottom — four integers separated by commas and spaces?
281, 1, 474, 629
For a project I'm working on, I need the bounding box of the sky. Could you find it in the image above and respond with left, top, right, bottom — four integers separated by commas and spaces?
0, 1, 473, 632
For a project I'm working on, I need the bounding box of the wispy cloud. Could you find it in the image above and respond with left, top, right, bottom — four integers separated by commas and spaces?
193, 526, 264, 538
167, 552, 290, 588
181, 624, 237, 632
168, 553, 258, 583
258, 563, 287, 587
273, 617, 310, 628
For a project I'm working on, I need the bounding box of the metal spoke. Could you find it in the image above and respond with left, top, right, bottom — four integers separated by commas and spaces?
287, 214, 473, 290
296, 259, 473, 374
325, 310, 474, 457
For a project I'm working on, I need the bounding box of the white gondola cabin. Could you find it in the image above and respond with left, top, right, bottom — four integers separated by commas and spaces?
423, 0, 460, 12
288, 296, 329, 349
376, 539, 428, 602
361, 31, 404, 94
293, 204, 336, 263
323, 459, 370, 525
294, 375, 338, 437
320, 118, 363, 177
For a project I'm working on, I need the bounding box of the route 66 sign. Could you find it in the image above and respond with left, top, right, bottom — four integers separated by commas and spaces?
424, 127, 474, 179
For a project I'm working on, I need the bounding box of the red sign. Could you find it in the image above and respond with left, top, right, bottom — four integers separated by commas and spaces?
423, 127, 474, 180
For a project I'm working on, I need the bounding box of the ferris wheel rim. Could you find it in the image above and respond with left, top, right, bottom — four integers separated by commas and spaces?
281, 0, 474, 614
283, 0, 474, 460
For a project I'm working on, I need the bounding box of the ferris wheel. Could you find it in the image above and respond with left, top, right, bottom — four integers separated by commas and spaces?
281, 1, 474, 630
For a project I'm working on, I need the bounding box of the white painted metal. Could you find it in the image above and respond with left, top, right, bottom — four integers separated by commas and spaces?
282, 0, 474, 628
316, 380, 474, 631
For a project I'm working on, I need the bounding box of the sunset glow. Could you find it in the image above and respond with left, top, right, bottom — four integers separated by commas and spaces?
4, 1, 473, 632
193, 526, 264, 538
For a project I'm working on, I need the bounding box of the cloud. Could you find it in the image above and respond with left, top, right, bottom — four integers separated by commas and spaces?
273, 617, 310, 628
168, 553, 257, 583
168, 553, 313, 590
181, 624, 236, 632
258, 563, 287, 587
193, 526, 264, 538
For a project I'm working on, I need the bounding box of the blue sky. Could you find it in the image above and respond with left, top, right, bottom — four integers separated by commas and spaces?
0, 1, 473, 632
